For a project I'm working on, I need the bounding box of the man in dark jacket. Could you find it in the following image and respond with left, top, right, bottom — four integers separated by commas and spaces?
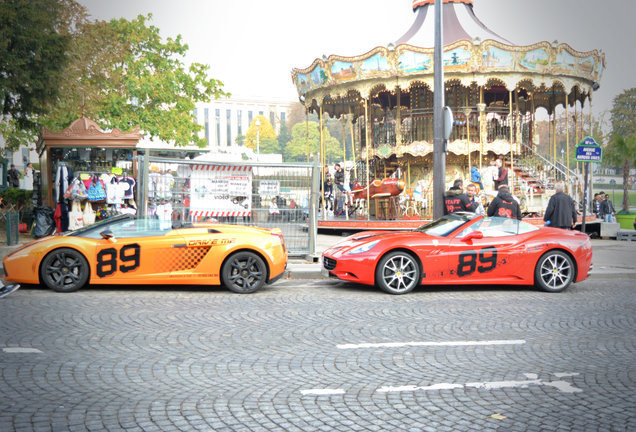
543, 182, 577, 229
599, 194, 616, 223
487, 185, 522, 220
493, 158, 508, 190
444, 179, 475, 214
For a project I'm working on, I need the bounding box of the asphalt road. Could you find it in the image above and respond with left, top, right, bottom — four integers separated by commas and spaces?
1, 278, 634, 431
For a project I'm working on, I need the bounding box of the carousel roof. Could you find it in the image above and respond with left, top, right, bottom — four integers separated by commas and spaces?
397, 0, 512, 47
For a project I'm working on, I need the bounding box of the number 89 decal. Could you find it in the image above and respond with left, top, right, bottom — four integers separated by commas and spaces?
96, 244, 141, 277
457, 247, 497, 277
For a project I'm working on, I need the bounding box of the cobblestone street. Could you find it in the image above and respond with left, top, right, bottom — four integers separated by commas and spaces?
1, 279, 634, 431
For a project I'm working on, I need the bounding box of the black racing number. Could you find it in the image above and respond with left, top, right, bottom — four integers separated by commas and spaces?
96, 243, 141, 277
119, 244, 141, 273
457, 252, 477, 277
477, 247, 497, 273
457, 247, 498, 277
96, 248, 117, 277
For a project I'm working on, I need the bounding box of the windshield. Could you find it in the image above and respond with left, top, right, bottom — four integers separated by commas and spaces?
70, 216, 174, 239
415, 213, 477, 237
456, 217, 539, 238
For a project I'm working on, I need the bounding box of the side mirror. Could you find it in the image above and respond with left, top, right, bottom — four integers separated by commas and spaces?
461, 231, 484, 242
100, 229, 114, 240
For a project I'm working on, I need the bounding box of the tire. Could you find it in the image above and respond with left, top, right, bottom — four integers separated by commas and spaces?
221, 251, 267, 294
375, 251, 420, 295
40, 248, 90, 293
534, 250, 575, 293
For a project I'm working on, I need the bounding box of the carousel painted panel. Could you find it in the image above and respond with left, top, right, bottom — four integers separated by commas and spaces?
311, 65, 328, 86
518, 48, 549, 72
480, 45, 514, 71
296, 72, 311, 93
443, 46, 471, 72
331, 60, 357, 82
360, 53, 391, 78
578, 55, 595, 77
553, 49, 577, 75
398, 50, 432, 73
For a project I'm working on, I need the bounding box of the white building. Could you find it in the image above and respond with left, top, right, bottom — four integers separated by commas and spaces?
194, 95, 296, 151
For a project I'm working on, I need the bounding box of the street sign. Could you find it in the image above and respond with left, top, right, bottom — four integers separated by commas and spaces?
575, 136, 603, 163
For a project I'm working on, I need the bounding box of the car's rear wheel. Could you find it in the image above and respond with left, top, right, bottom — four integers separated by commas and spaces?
375, 251, 420, 295
40, 248, 90, 293
221, 251, 267, 294
535, 250, 575, 293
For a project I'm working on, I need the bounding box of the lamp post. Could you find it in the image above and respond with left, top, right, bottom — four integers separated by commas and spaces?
255, 118, 261, 160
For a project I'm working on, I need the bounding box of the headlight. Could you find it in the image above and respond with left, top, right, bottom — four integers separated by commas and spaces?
347, 240, 380, 255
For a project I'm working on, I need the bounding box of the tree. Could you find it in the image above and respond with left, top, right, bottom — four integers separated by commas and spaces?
41, 13, 228, 147
245, 115, 276, 152
285, 121, 341, 163
0, 0, 72, 150
606, 88, 636, 212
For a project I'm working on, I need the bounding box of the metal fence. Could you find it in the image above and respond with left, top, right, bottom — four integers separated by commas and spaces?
137, 156, 319, 257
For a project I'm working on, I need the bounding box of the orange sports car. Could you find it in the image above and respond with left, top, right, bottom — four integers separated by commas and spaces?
3, 215, 287, 294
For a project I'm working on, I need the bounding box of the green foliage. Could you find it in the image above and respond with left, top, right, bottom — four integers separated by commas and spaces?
0, 188, 33, 210
605, 88, 636, 211
277, 123, 291, 149
235, 134, 245, 146
245, 115, 276, 151
610, 88, 636, 138
285, 121, 341, 163
0, 0, 71, 149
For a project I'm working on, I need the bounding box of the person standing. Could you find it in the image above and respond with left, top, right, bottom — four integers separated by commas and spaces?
470, 164, 484, 191
333, 163, 345, 216
487, 185, 521, 219
23, 163, 34, 191
444, 179, 475, 215
593, 193, 602, 219
543, 182, 577, 229
599, 194, 616, 223
493, 158, 508, 190
7, 164, 20, 188
465, 183, 484, 215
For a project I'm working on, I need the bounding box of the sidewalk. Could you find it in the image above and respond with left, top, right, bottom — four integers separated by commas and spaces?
1, 232, 634, 282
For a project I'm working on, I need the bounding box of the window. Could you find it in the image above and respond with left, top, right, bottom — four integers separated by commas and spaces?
248, 111, 253, 124
237, 110, 243, 136
226, 109, 232, 146
204, 108, 209, 145
215, 109, 221, 147
280, 112, 286, 125
270, 112, 276, 129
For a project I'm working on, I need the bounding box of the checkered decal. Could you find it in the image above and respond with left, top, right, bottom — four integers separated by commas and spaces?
160, 247, 211, 272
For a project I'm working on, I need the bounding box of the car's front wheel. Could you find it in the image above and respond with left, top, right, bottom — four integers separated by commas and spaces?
375, 251, 420, 294
534, 250, 575, 293
221, 251, 267, 294
40, 248, 90, 292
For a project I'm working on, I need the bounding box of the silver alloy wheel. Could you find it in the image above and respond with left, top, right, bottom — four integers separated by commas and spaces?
536, 251, 574, 292
376, 251, 420, 295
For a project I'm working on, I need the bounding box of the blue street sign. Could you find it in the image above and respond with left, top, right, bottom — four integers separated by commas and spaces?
576, 136, 603, 163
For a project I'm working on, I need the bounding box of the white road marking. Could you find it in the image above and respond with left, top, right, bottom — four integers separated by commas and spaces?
377, 375, 582, 394
301, 388, 345, 396
2, 347, 43, 354
337, 339, 526, 350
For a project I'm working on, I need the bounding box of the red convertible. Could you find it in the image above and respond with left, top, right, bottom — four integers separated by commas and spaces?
322, 213, 592, 294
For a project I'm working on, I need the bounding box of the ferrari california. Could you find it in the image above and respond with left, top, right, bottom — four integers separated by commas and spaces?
3, 215, 287, 294
322, 213, 592, 294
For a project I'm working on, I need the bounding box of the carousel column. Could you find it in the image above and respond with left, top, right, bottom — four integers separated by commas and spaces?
341, 116, 349, 220
319, 104, 326, 220
463, 106, 472, 177
509, 89, 513, 189
305, 108, 310, 162
364, 98, 371, 221
565, 93, 570, 193
348, 108, 357, 179
478, 86, 486, 173
396, 87, 402, 146
588, 96, 594, 213
552, 107, 557, 182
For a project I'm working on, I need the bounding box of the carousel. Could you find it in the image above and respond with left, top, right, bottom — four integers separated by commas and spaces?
291, 0, 605, 228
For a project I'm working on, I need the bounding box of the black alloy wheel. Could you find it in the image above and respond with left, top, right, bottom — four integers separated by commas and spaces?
221, 251, 267, 294
40, 248, 90, 292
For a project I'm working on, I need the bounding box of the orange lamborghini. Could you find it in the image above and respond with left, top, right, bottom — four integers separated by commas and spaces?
3, 215, 287, 294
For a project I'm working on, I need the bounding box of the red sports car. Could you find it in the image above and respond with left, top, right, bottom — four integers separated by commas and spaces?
322, 213, 592, 294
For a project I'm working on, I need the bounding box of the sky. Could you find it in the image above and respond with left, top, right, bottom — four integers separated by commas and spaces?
77, 0, 636, 117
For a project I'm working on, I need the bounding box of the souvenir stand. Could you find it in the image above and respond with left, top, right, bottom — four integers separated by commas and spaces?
37, 117, 141, 232
291, 0, 605, 228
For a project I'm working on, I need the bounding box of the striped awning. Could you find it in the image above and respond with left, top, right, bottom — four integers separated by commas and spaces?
396, 0, 512, 47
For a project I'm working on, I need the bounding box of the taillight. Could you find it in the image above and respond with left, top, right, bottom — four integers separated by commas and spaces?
271, 229, 286, 253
